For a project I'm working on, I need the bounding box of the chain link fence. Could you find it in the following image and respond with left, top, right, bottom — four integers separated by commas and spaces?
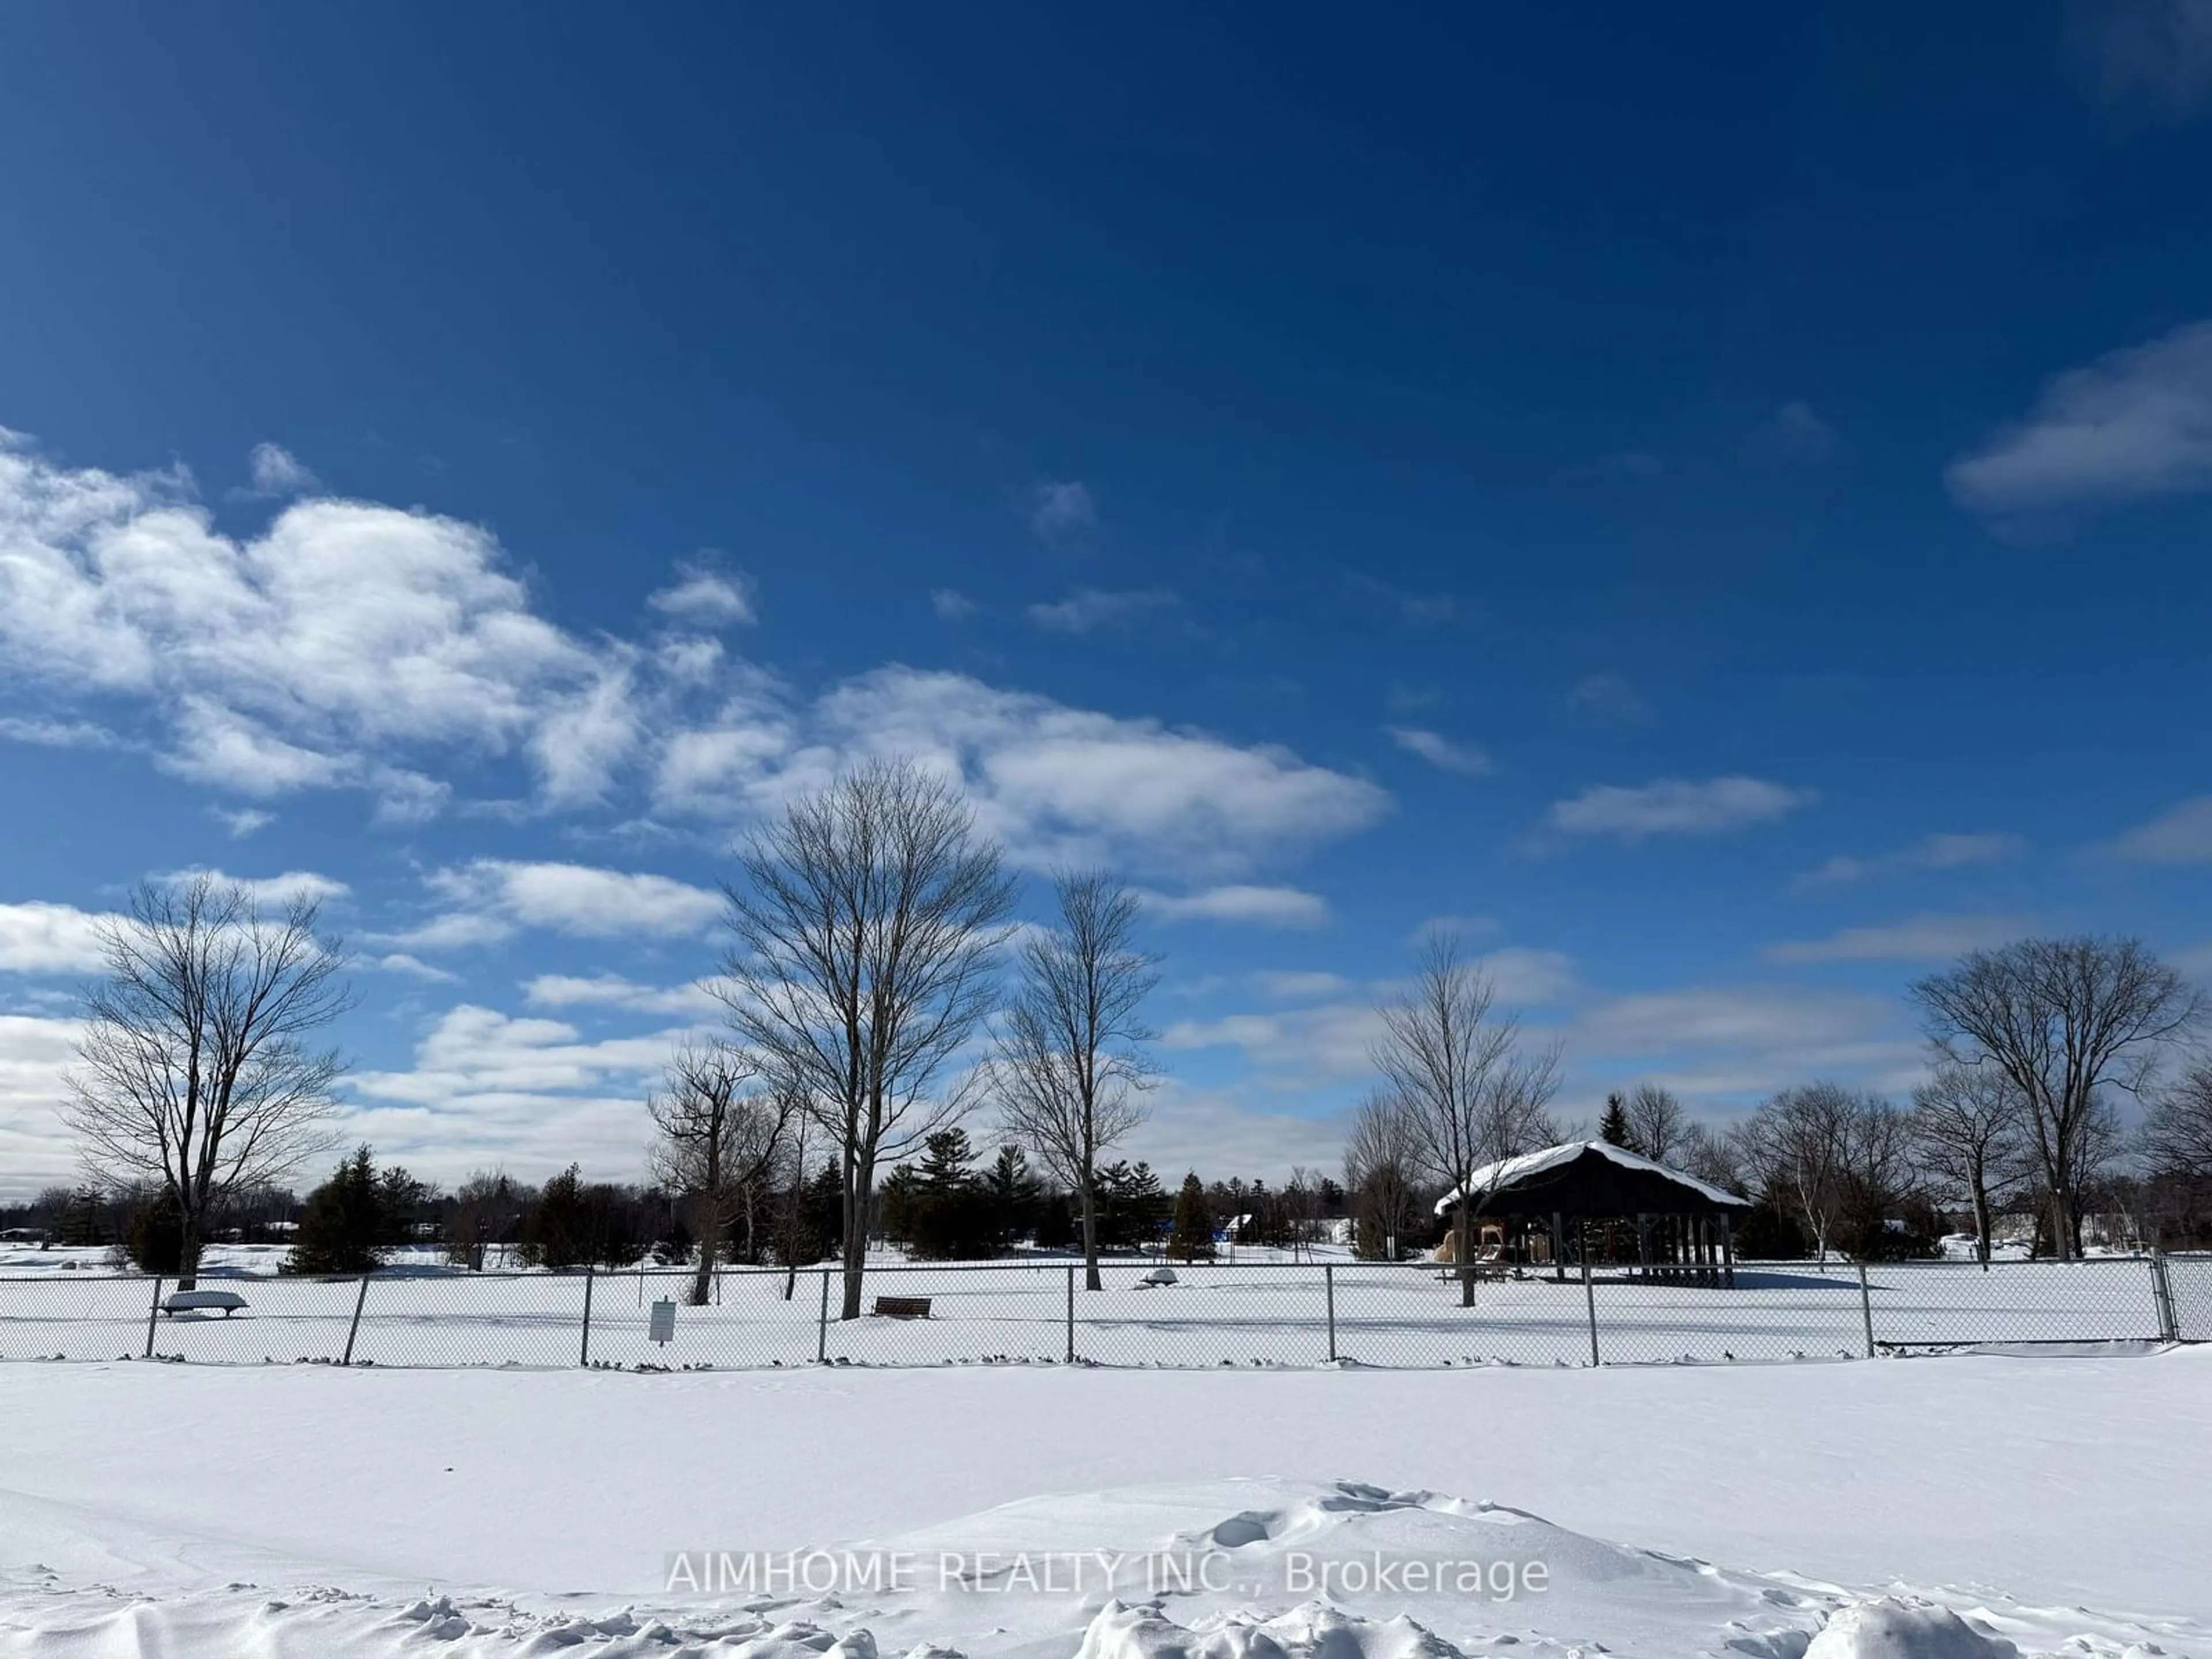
1, 1255, 2202, 1371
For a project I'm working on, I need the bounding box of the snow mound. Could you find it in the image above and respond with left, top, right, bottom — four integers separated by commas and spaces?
1805, 1600, 2019, 1659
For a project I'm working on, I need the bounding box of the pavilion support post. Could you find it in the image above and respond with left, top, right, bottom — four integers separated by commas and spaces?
1637, 1214, 1650, 1282
1720, 1213, 1736, 1289
1550, 1212, 1566, 1283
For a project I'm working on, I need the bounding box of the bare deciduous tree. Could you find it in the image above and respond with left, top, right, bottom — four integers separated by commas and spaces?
1624, 1082, 1687, 1164
2145, 1060, 2212, 1181
1676, 1120, 1743, 1194
63, 875, 351, 1288
1736, 1082, 1863, 1264
1343, 1088, 1422, 1259
1911, 937, 2203, 1260
989, 871, 1160, 1290
1910, 1064, 2027, 1268
717, 757, 1017, 1319
1370, 934, 1561, 1305
647, 1039, 793, 1304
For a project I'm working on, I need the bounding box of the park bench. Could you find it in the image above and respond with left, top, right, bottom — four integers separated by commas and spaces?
871, 1295, 931, 1319
162, 1289, 249, 1317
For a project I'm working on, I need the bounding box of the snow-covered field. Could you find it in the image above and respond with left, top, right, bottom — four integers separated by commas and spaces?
1, 1252, 2198, 1370
0, 1349, 2206, 1657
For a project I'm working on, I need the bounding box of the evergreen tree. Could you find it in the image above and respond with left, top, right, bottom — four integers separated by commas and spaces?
987, 1143, 1040, 1244
519, 1164, 592, 1270
1600, 1092, 1631, 1149
1034, 1189, 1076, 1248
1167, 1171, 1213, 1262
289, 1146, 389, 1275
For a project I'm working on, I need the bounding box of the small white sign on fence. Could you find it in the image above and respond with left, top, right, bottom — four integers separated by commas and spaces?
649, 1298, 676, 1346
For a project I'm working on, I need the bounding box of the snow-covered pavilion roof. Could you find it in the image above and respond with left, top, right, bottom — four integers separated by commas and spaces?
1433, 1139, 1747, 1217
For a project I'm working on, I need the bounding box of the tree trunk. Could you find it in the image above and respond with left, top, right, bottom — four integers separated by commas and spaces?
691, 1211, 718, 1306
176, 1209, 202, 1293
1969, 1178, 1991, 1271
839, 1156, 872, 1320
1457, 1195, 1475, 1307
1080, 1173, 1103, 1293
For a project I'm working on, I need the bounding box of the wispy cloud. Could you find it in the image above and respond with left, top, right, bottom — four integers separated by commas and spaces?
241, 441, 319, 498
1566, 673, 1650, 722
930, 588, 977, 622
155, 867, 350, 908
1760, 401, 1842, 461
209, 805, 276, 838
2071, 0, 2212, 118
1029, 480, 1098, 544
1026, 587, 1179, 634
1138, 885, 1332, 929
1948, 320, 2212, 520
1547, 777, 1815, 840
1385, 726, 1494, 777
385, 859, 723, 951
1765, 912, 2033, 965
1793, 831, 2022, 890
522, 972, 720, 1016
2107, 794, 2212, 863
647, 560, 757, 627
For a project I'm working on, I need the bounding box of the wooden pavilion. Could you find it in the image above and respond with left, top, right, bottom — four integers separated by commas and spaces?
1435, 1140, 1751, 1287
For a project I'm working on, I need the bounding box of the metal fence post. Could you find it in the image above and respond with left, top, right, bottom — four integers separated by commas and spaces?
816, 1266, 831, 1362
143, 1275, 164, 1359
579, 1264, 596, 1367
1582, 1256, 1599, 1366
342, 1275, 371, 1366
1065, 1263, 1076, 1363
1324, 1263, 1337, 1363
2150, 1252, 2180, 1343
1857, 1262, 1876, 1358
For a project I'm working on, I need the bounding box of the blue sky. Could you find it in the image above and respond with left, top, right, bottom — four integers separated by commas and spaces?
3, 3, 2211, 1198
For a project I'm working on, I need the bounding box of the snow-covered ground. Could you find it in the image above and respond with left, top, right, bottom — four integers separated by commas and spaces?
1, 1349, 2205, 1656
3, 1253, 2198, 1370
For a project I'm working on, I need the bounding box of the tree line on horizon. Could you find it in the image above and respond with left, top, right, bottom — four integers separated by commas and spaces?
23, 756, 2212, 1298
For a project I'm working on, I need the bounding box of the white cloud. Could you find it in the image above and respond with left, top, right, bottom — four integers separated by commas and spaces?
1567, 673, 1650, 722
348, 1003, 704, 1185
1794, 832, 2022, 889
0, 431, 1389, 884
1762, 400, 1841, 461
395, 859, 724, 949
667, 668, 1389, 880
373, 953, 461, 984
245, 442, 319, 498
1112, 1079, 1351, 1183
522, 972, 721, 1016
1765, 913, 2033, 965
1026, 588, 1179, 633
1385, 726, 1494, 777
0, 430, 599, 806
0, 902, 115, 974
0, 1013, 84, 1198
209, 805, 275, 838
156, 867, 351, 910
931, 588, 978, 622
1138, 885, 1332, 929
647, 562, 756, 627
1252, 971, 1354, 1002
2074, 0, 2212, 116
1948, 321, 2212, 518
1547, 777, 1815, 840
0, 716, 122, 751
2108, 795, 2212, 863
1029, 480, 1097, 543
1571, 984, 1924, 1104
